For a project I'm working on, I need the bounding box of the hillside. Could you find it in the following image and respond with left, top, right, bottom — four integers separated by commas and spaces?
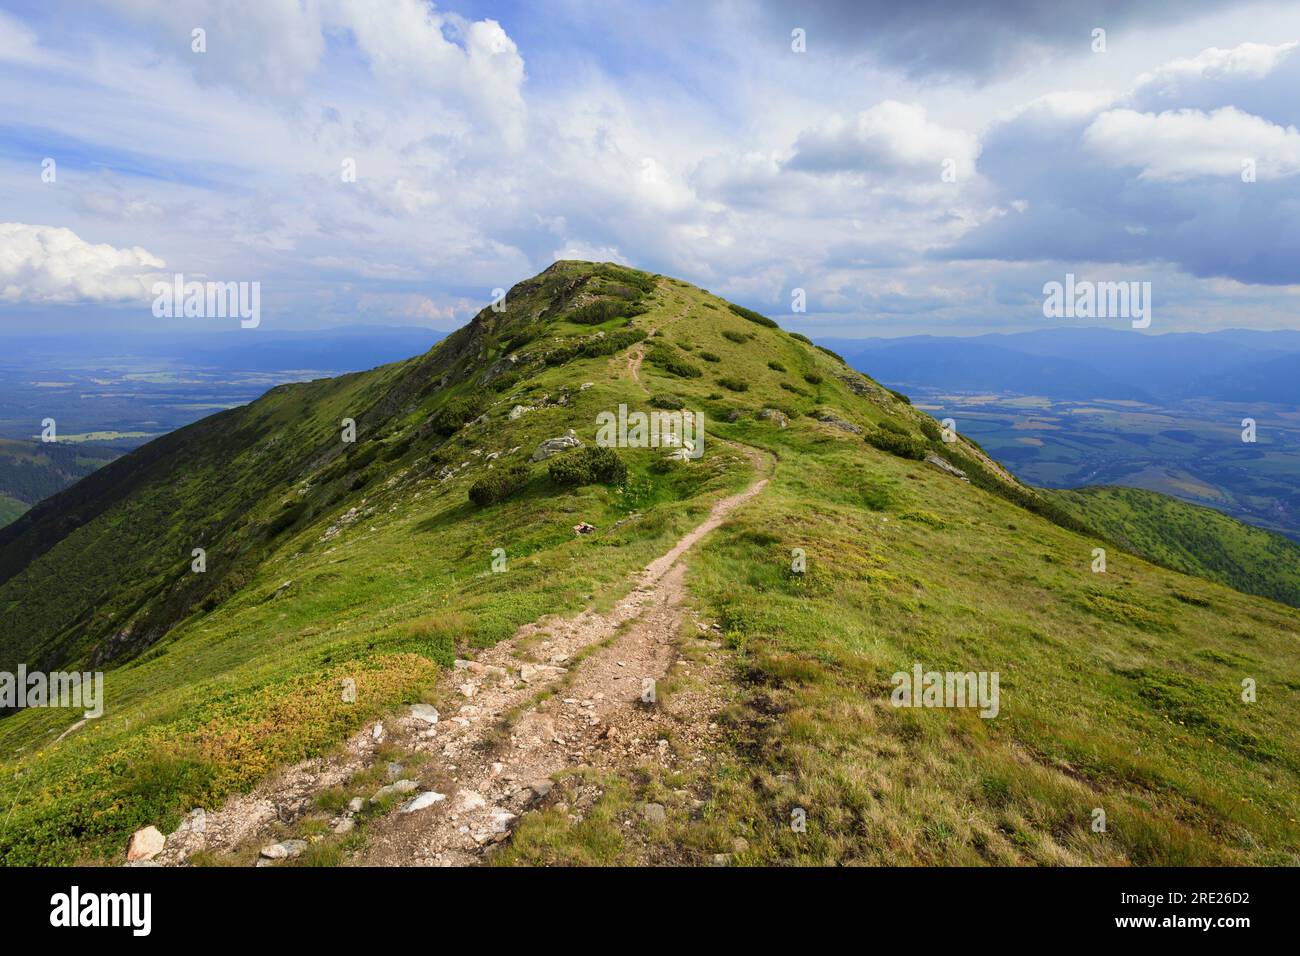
1049, 486, 1300, 607
0, 438, 120, 530
0, 261, 1296, 867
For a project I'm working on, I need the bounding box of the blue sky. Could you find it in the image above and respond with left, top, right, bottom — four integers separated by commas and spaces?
1, 0, 1298, 337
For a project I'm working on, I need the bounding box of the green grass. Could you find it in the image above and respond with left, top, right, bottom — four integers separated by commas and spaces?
1050, 485, 1300, 607
1, 259, 1296, 868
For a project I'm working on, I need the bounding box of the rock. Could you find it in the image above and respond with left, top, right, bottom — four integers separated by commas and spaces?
259, 839, 307, 860
452, 790, 487, 813
332, 818, 356, 835
125, 826, 165, 862
508, 404, 530, 420
529, 780, 554, 798
530, 429, 582, 461
371, 722, 384, 740
459, 682, 477, 698
573, 521, 596, 535
580, 382, 594, 390
663, 448, 693, 462
401, 791, 447, 813
519, 663, 564, 683
641, 803, 667, 824
386, 761, 405, 780
732, 837, 750, 853
347, 797, 364, 813
814, 411, 862, 435
758, 408, 788, 428
123, 860, 162, 867
409, 703, 440, 725
924, 454, 969, 481
371, 779, 419, 803
711, 853, 733, 866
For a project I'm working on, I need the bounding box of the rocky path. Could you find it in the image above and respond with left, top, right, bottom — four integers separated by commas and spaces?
356, 443, 771, 865
147, 441, 773, 867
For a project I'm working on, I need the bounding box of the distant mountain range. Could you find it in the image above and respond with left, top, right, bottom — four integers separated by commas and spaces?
823, 328, 1300, 405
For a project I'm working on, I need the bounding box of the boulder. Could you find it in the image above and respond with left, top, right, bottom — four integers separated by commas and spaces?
409, 703, 440, 725
530, 429, 582, 461
125, 826, 165, 862
401, 791, 447, 813
924, 454, 969, 481
370, 779, 418, 803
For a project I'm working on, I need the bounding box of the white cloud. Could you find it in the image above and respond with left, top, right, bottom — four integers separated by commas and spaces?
1083, 106, 1300, 180
1136, 40, 1299, 90
0, 223, 165, 305
787, 101, 980, 179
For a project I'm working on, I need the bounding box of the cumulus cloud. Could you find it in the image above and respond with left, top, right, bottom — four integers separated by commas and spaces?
787, 101, 979, 179
1083, 106, 1300, 180
105, 0, 525, 141
0, 223, 165, 305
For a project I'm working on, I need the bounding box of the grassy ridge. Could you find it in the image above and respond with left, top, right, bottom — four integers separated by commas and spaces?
0, 261, 1297, 866
1049, 485, 1300, 608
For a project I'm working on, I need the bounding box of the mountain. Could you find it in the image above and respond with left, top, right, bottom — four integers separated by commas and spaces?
0, 438, 122, 528
824, 328, 1300, 404
0, 262, 1297, 868
1049, 486, 1300, 607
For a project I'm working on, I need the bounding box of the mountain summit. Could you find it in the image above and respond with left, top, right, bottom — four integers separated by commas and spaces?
1, 261, 1297, 866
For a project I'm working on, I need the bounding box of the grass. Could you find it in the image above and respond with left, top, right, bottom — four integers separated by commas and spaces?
1, 259, 1296, 868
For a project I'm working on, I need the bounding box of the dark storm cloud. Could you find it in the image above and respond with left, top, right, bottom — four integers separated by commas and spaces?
758, 0, 1235, 81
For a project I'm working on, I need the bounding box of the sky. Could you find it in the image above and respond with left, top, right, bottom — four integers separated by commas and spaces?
1, 0, 1299, 338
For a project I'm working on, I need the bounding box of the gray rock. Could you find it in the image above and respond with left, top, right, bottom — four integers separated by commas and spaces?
409, 703, 440, 725
370, 779, 418, 803
401, 791, 448, 813
259, 839, 308, 860
924, 454, 969, 481
347, 797, 365, 813
814, 412, 862, 434
641, 802, 667, 824
530, 429, 582, 461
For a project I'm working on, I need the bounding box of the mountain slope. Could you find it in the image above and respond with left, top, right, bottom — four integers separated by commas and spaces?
1048, 485, 1300, 607
0, 261, 1296, 867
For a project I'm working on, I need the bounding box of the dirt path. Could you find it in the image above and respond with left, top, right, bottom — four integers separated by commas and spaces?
355, 443, 771, 865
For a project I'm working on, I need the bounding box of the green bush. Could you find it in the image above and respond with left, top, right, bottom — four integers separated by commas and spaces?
790, 332, 813, 345
722, 329, 748, 343
718, 377, 749, 392
647, 345, 702, 378
568, 299, 626, 325
581, 328, 646, 358
548, 446, 628, 487
803, 372, 823, 385
468, 464, 531, 506
865, 428, 927, 460
768, 360, 786, 372
919, 419, 941, 442
726, 303, 779, 328
430, 394, 485, 436
649, 393, 685, 410
699, 351, 721, 363
889, 388, 912, 405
